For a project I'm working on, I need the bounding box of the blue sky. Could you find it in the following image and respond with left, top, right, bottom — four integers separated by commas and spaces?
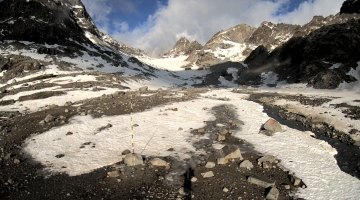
82, 0, 344, 57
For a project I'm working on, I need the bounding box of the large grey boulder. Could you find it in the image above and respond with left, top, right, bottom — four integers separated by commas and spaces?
262, 118, 282, 135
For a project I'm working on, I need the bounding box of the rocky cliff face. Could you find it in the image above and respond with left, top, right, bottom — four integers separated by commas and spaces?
239, 12, 360, 88
341, 0, 360, 14
0, 0, 149, 81
183, 11, 360, 68
163, 37, 202, 58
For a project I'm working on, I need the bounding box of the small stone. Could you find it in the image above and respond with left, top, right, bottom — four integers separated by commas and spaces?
219, 128, 229, 135
247, 176, 275, 188
290, 175, 302, 186
139, 86, 148, 92
107, 170, 121, 178
266, 187, 279, 200
124, 153, 143, 166
66, 132, 73, 136
65, 109, 69, 113
150, 158, 169, 168
223, 187, 229, 193
80, 112, 87, 116
258, 155, 278, 166
178, 187, 191, 195
239, 160, 253, 170
55, 154, 65, 158
282, 184, 291, 190
13, 159, 20, 164
7, 179, 14, 185
201, 171, 214, 178
4, 153, 13, 160
191, 177, 197, 182
205, 162, 216, 168
122, 150, 131, 155
217, 134, 226, 141
64, 101, 72, 106
178, 128, 183, 131
197, 128, 206, 134
44, 114, 54, 123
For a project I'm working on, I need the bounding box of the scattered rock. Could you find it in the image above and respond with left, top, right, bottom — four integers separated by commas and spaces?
266, 187, 279, 200
13, 159, 20, 164
258, 155, 278, 167
66, 131, 73, 136
205, 162, 216, 168
107, 170, 121, 178
178, 187, 191, 195
64, 101, 72, 106
201, 171, 214, 178
247, 176, 275, 188
282, 184, 291, 190
223, 187, 229, 192
139, 86, 148, 92
197, 128, 206, 134
217, 145, 243, 165
80, 112, 87, 116
217, 134, 226, 141
44, 114, 54, 123
7, 179, 14, 185
55, 154, 65, 158
219, 128, 229, 135
191, 177, 197, 182
124, 153, 143, 166
150, 158, 169, 168
239, 160, 254, 170
290, 175, 302, 186
122, 150, 131, 155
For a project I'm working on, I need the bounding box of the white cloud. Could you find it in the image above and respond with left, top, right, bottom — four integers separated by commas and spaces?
82, 0, 112, 33
83, 0, 344, 57
274, 0, 344, 25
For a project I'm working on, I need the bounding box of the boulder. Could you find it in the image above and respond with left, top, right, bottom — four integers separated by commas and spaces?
124, 153, 143, 166
247, 175, 275, 188
217, 145, 243, 165
262, 119, 282, 134
201, 171, 214, 178
266, 187, 279, 200
239, 160, 254, 170
205, 162, 216, 169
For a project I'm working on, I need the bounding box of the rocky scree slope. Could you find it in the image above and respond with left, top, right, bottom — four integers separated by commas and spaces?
0, 0, 151, 82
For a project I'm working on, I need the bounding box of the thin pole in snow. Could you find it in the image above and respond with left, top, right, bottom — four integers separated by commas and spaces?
130, 94, 135, 154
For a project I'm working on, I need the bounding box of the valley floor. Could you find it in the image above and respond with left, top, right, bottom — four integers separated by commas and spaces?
0, 67, 360, 199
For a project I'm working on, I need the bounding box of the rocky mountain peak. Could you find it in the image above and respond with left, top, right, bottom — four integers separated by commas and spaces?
163, 37, 202, 58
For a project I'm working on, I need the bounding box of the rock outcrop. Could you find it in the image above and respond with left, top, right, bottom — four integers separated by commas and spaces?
163, 37, 202, 58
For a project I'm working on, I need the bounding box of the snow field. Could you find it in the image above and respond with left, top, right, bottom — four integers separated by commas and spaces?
21, 89, 360, 199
